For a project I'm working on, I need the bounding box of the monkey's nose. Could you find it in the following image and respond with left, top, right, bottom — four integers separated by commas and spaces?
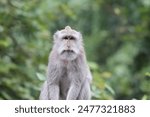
67, 40, 70, 49
67, 45, 70, 49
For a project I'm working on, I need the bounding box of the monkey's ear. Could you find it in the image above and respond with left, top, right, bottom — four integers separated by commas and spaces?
53, 31, 59, 40
78, 32, 83, 40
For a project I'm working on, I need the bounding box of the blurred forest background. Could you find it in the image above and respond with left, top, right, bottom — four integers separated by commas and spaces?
0, 0, 150, 100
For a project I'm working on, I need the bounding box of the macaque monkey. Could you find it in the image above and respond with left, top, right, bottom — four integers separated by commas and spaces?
39, 26, 92, 100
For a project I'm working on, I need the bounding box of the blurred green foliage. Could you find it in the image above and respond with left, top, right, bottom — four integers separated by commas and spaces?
0, 0, 149, 100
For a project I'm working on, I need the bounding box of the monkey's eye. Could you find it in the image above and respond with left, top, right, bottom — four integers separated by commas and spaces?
62, 36, 68, 40
62, 36, 76, 40
69, 36, 76, 40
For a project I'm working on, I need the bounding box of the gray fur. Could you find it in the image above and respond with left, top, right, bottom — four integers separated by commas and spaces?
39, 26, 92, 100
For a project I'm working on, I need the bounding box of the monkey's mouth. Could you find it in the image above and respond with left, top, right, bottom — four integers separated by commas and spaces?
61, 50, 75, 54
60, 49, 77, 60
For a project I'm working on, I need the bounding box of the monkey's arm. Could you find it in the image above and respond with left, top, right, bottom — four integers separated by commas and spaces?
47, 62, 60, 100
40, 52, 60, 100
39, 66, 60, 100
40, 81, 60, 100
86, 65, 92, 82
76, 65, 92, 100
39, 81, 49, 100
47, 83, 59, 100
77, 78, 91, 100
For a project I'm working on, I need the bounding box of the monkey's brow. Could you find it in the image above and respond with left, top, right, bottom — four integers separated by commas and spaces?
62, 35, 76, 39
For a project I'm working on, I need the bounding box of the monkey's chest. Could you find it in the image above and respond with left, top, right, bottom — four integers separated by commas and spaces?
59, 70, 71, 99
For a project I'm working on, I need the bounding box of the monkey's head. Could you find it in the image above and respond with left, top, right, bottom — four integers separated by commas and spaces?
53, 26, 83, 61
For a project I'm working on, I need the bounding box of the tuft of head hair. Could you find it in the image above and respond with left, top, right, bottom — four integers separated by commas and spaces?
65, 26, 72, 31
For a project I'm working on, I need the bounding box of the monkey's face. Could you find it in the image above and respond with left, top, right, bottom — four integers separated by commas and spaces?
53, 26, 83, 61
